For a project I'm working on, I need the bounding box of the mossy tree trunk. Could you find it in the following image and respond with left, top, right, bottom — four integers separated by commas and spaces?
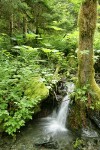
23, 16, 27, 41
78, 0, 100, 105
69, 0, 100, 129
9, 13, 14, 38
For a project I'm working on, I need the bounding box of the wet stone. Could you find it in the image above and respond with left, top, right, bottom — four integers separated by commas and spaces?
89, 111, 100, 129
34, 136, 59, 149
81, 138, 100, 150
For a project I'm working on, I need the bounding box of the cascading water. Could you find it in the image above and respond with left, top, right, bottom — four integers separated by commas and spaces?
56, 95, 70, 128
44, 83, 75, 133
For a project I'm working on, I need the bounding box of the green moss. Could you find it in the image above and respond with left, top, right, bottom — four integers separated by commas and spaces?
25, 77, 49, 107
69, 101, 86, 129
90, 79, 100, 109
77, 0, 100, 110
91, 80, 100, 99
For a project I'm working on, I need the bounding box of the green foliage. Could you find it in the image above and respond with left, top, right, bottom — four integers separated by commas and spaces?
3, 77, 49, 135
73, 138, 83, 149
70, 83, 100, 111
94, 33, 100, 48
63, 30, 78, 54
41, 30, 78, 58
93, 31, 100, 72
0, 46, 50, 135
0, 43, 69, 135
71, 84, 90, 103
0, 34, 11, 49
95, 101, 100, 110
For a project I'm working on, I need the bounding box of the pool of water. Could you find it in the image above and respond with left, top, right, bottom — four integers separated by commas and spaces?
0, 117, 100, 150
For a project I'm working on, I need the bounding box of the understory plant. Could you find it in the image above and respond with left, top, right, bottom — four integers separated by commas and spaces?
0, 44, 70, 135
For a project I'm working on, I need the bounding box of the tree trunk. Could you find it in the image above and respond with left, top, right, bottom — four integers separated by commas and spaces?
9, 13, 14, 37
23, 16, 27, 40
35, 25, 39, 45
78, 0, 100, 104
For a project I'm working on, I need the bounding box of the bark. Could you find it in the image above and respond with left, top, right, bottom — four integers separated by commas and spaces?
78, 0, 100, 103
35, 25, 39, 44
9, 14, 14, 37
23, 16, 27, 40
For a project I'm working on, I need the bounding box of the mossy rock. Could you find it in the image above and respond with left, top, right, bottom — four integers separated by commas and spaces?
25, 77, 49, 107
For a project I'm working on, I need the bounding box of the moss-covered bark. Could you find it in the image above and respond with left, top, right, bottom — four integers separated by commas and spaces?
78, 0, 100, 104
70, 0, 100, 129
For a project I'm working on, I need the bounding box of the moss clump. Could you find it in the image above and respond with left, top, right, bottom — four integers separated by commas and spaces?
25, 77, 49, 108
69, 101, 86, 130
91, 79, 100, 100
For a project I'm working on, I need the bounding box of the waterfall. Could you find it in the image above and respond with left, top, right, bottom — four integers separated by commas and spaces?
56, 95, 70, 128
44, 83, 74, 133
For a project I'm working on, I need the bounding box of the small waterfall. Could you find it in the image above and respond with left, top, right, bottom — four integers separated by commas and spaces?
44, 83, 74, 133
56, 95, 70, 129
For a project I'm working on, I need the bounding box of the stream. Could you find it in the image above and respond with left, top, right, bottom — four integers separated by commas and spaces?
0, 83, 100, 150
1, 118, 100, 150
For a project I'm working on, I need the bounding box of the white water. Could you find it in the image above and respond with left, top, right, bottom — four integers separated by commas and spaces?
57, 95, 70, 127
44, 83, 74, 133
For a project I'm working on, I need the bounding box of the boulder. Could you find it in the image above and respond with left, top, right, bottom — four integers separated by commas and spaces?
34, 136, 58, 149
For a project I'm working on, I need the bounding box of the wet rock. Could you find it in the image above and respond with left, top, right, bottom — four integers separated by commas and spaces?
34, 136, 59, 149
88, 111, 100, 129
56, 95, 63, 101
57, 79, 67, 96
95, 73, 100, 85
81, 138, 100, 150
82, 128, 98, 138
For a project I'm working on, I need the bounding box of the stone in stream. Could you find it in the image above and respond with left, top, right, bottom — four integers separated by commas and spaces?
34, 136, 59, 149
